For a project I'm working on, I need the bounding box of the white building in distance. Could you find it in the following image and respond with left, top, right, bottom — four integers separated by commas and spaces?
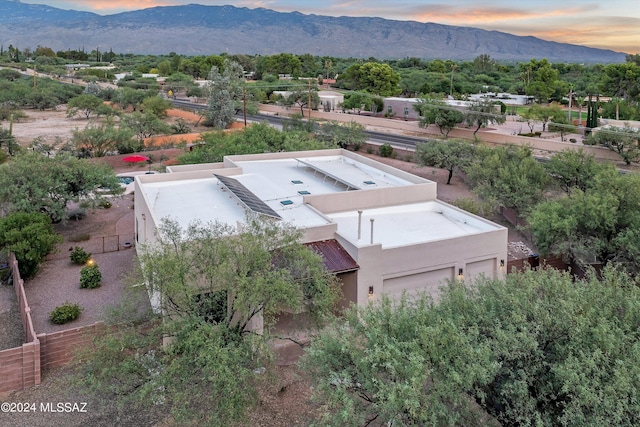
134, 149, 507, 309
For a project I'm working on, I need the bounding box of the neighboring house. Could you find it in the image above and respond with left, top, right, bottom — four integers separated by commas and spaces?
65, 63, 90, 72
134, 149, 507, 316
468, 92, 534, 105
318, 91, 344, 112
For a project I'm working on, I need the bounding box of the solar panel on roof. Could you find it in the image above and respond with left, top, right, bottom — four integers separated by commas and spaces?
291, 180, 303, 184
364, 180, 376, 185
214, 174, 281, 219
298, 190, 310, 195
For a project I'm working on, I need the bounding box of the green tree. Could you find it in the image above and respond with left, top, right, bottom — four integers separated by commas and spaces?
304, 266, 640, 427
522, 58, 564, 103
66, 94, 105, 119
544, 149, 611, 194
282, 85, 320, 117
414, 98, 465, 138
114, 87, 147, 111
464, 99, 506, 135
82, 217, 340, 426
25, 90, 59, 110
336, 62, 401, 96
0, 152, 122, 222
466, 145, 549, 217
528, 102, 565, 132
72, 120, 135, 157
0, 212, 62, 278
528, 168, 640, 272
205, 59, 245, 129
316, 120, 366, 150
585, 125, 640, 165
416, 139, 476, 184
121, 111, 171, 145
141, 95, 172, 117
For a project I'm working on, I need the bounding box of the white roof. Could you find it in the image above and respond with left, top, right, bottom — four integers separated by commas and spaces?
138, 152, 503, 247
142, 155, 413, 229
328, 201, 503, 249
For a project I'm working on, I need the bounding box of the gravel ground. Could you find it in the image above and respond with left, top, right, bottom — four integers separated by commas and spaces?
0, 283, 24, 351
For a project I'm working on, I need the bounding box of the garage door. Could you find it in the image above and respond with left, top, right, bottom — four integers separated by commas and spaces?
383, 267, 454, 299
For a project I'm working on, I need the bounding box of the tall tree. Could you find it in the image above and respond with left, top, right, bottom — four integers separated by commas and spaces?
81, 217, 340, 427
414, 98, 465, 138
416, 139, 476, 184
304, 266, 640, 427
66, 94, 105, 119
0, 212, 62, 278
464, 99, 506, 135
466, 145, 549, 217
544, 149, 611, 194
585, 125, 640, 165
72, 120, 135, 157
0, 151, 121, 222
205, 59, 245, 129
528, 167, 640, 272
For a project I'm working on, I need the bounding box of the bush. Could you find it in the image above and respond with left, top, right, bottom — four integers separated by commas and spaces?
80, 264, 102, 289
70, 247, 91, 265
50, 302, 83, 324
379, 143, 394, 158
99, 199, 112, 209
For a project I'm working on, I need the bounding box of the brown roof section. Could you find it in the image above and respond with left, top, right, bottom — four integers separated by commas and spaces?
305, 239, 359, 274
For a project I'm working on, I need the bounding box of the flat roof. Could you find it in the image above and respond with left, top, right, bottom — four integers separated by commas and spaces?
328, 201, 505, 249
139, 152, 502, 247
142, 154, 415, 229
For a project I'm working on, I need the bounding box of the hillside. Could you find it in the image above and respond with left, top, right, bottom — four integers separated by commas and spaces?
0, 1, 626, 63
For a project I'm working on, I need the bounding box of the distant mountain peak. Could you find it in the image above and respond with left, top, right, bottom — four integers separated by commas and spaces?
0, 1, 625, 63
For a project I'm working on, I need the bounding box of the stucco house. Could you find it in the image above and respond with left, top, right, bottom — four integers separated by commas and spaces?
134, 149, 507, 313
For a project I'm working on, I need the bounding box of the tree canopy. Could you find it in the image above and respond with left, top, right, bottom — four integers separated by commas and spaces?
528, 167, 640, 273
0, 212, 62, 278
414, 99, 465, 138
303, 266, 640, 427
466, 145, 549, 216
0, 152, 121, 222
416, 139, 476, 184
81, 217, 340, 426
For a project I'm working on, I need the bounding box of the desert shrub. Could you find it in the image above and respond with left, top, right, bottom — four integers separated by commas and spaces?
99, 199, 112, 209
453, 198, 496, 218
80, 264, 102, 289
50, 302, 83, 324
70, 247, 91, 265
379, 143, 394, 158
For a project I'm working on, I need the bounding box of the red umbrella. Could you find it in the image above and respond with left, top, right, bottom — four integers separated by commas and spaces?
123, 154, 153, 173
122, 155, 150, 163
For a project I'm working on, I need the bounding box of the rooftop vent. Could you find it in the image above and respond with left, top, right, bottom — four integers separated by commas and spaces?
280, 200, 294, 206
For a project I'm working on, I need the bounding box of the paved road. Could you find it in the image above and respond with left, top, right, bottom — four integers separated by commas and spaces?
171, 99, 430, 149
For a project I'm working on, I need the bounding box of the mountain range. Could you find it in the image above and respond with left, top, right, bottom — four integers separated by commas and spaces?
0, 0, 626, 63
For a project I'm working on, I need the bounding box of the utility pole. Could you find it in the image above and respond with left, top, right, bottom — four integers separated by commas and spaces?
33, 64, 36, 89
307, 79, 311, 118
243, 85, 247, 127
567, 87, 573, 123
